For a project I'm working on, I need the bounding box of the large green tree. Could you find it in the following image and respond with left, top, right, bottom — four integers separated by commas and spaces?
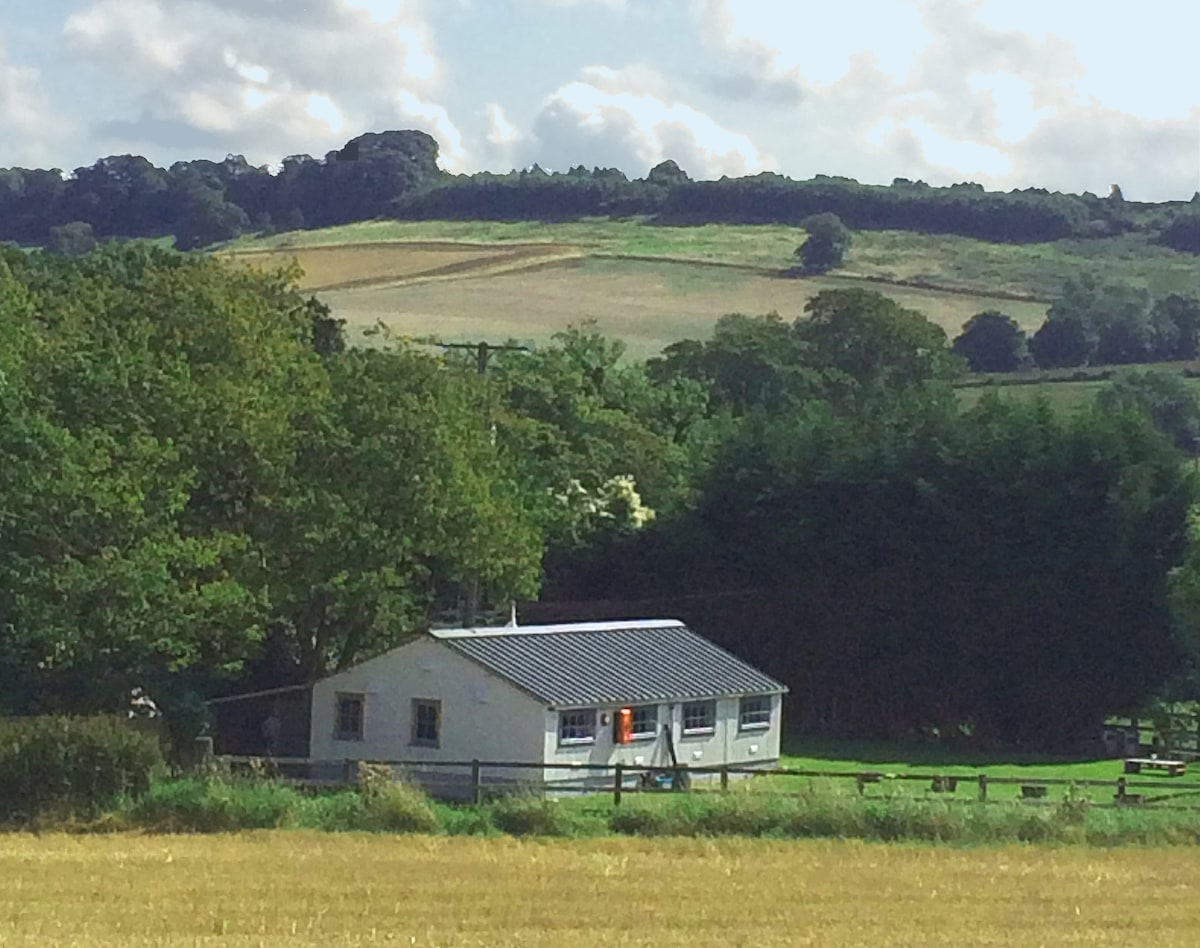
795, 289, 964, 409
952, 311, 1028, 373
794, 213, 852, 273
0, 244, 545, 710
558, 391, 1197, 745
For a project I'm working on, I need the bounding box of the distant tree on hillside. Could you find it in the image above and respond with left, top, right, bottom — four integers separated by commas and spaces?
952, 311, 1028, 373
1161, 213, 1200, 254
1030, 316, 1090, 368
46, 221, 97, 257
646, 160, 690, 188
794, 213, 851, 273
1154, 294, 1200, 359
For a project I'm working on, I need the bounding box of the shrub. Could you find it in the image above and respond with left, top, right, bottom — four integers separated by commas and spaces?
609, 804, 678, 837
356, 763, 440, 833
488, 794, 576, 836
435, 803, 499, 837
128, 778, 298, 832
0, 715, 164, 821
291, 791, 370, 832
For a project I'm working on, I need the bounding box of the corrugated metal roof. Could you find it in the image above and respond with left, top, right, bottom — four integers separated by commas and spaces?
436, 619, 787, 706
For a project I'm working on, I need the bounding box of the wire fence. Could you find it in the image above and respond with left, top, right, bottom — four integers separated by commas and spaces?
210, 754, 1200, 810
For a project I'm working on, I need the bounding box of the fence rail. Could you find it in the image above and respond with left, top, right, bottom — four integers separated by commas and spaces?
211, 754, 1200, 810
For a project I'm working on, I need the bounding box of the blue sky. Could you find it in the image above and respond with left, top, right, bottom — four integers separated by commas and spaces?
1, 0, 1197, 200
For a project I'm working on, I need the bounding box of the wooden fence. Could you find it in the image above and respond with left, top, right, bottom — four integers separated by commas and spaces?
211, 755, 1200, 810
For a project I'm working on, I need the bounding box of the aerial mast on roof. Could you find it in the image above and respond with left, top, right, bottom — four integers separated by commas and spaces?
436, 340, 533, 627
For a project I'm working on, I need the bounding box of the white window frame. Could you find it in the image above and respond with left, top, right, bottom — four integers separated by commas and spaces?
411, 698, 441, 748
739, 695, 772, 731
628, 704, 659, 741
334, 692, 365, 742
558, 708, 597, 745
681, 700, 716, 736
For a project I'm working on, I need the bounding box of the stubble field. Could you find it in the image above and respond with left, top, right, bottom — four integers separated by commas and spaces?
224, 239, 1052, 359
2, 832, 1198, 947
220, 218, 1200, 363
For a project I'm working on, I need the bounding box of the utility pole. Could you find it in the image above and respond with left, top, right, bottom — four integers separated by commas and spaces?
440, 341, 532, 378
438, 341, 532, 626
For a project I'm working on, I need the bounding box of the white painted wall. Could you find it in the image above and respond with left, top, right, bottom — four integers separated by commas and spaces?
541, 692, 784, 785
310, 636, 545, 785
309, 634, 784, 793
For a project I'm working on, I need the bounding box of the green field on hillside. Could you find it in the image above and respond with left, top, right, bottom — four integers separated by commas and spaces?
223, 219, 1200, 301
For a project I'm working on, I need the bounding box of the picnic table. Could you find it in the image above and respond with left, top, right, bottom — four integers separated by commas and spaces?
1123, 757, 1187, 777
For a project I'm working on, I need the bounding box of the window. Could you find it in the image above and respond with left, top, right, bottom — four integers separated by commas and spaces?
559, 708, 597, 745
335, 693, 364, 741
682, 700, 716, 736
629, 705, 658, 740
739, 695, 772, 731
411, 699, 440, 748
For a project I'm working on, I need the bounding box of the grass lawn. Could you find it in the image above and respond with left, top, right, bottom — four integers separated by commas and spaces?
4, 833, 1200, 946
765, 737, 1198, 806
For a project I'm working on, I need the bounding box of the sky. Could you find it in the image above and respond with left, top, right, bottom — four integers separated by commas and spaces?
1, 0, 1198, 201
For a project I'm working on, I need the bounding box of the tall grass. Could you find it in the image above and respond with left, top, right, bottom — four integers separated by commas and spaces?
92, 774, 1200, 846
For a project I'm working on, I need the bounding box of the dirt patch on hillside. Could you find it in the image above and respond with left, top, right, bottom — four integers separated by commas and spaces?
221, 241, 585, 291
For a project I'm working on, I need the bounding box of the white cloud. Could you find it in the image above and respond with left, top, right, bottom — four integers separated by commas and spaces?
62, 0, 465, 170
688, 0, 1200, 198
64, 0, 192, 75
305, 94, 346, 135
394, 90, 466, 170
1005, 105, 1200, 199
524, 0, 627, 7
529, 70, 769, 178
0, 35, 71, 167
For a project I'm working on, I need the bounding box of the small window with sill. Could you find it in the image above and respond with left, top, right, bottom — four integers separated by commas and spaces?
335, 693, 364, 741
629, 705, 658, 740
411, 699, 441, 748
682, 700, 716, 736
559, 708, 597, 745
739, 695, 772, 731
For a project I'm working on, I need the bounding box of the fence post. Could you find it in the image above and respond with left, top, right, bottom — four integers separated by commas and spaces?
614, 763, 624, 806
471, 759, 483, 806
1116, 776, 1126, 803
343, 758, 355, 787
978, 773, 988, 802
720, 765, 729, 792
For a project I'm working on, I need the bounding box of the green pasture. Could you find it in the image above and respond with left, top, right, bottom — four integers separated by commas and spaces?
956, 379, 1107, 412
222, 219, 1200, 303
757, 738, 1199, 807
956, 365, 1200, 413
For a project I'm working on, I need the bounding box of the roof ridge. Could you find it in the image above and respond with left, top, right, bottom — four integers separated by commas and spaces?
429, 618, 685, 639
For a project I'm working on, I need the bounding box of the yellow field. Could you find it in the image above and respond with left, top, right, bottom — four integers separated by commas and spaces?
2, 833, 1198, 947
219, 241, 584, 292
316, 256, 1049, 359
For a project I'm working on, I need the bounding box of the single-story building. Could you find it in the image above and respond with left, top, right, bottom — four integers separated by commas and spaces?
310, 618, 788, 795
